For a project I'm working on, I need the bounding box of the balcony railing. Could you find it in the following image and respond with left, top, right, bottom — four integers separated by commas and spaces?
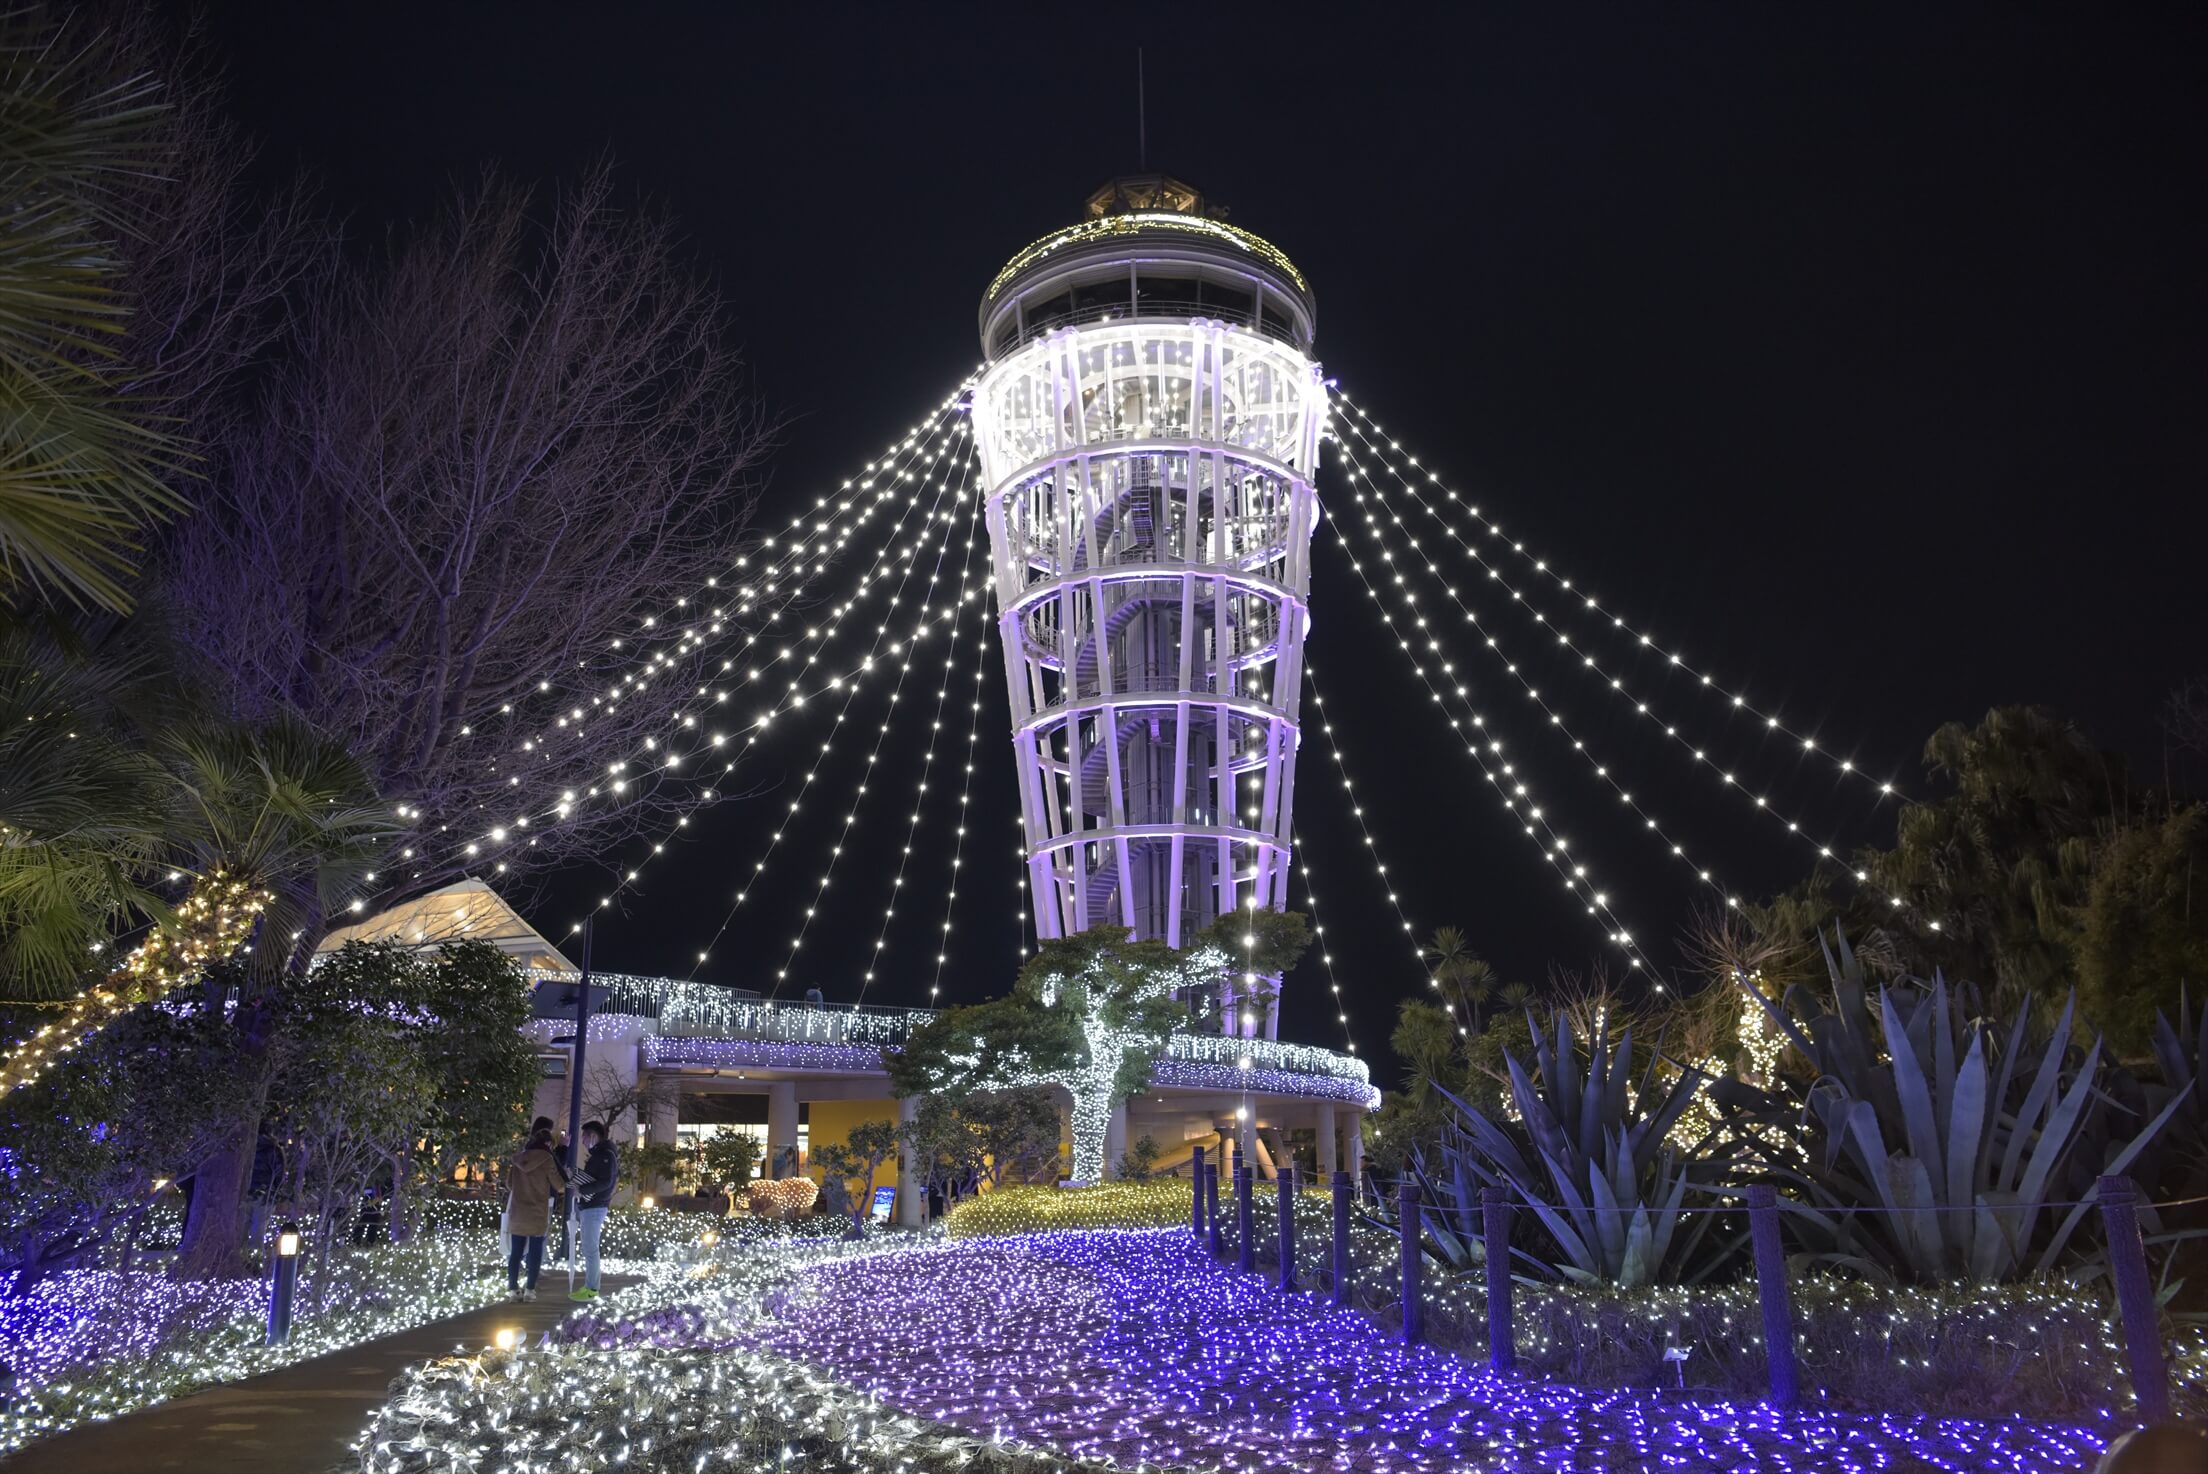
530, 970, 1367, 1085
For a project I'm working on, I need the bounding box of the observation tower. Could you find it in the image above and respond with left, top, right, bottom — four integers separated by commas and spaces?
973, 176, 1325, 1040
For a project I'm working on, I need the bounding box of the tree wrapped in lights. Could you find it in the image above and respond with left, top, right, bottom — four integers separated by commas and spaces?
0, 711, 394, 1101
890, 924, 1226, 1183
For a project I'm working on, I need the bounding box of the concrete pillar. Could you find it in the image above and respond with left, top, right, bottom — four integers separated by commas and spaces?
768, 1081, 799, 1177
1345, 1111, 1365, 1196
1316, 1103, 1338, 1179
897, 1095, 923, 1227
643, 1079, 679, 1196
1104, 1098, 1129, 1180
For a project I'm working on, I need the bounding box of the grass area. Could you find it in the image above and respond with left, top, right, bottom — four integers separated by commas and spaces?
943, 1180, 1194, 1238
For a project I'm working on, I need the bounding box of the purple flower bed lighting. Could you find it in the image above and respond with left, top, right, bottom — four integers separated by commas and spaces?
744, 1232, 2112, 1474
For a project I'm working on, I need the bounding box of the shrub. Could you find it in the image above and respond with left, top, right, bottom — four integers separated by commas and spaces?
945, 1181, 1193, 1238
745, 1178, 818, 1220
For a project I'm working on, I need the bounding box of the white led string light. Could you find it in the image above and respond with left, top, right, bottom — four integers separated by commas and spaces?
1290, 855, 1359, 1055
675, 430, 980, 969
1333, 394, 1914, 806
1319, 474, 1660, 982
1335, 430, 1763, 925
387, 398, 978, 903
852, 491, 985, 1007
1333, 403, 1926, 928
481, 395, 971, 803
1301, 664, 1435, 1015
552, 420, 977, 940
775, 447, 980, 996
478, 380, 975, 772
921, 525, 998, 1005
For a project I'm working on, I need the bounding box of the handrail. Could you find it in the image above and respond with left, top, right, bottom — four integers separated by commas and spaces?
526, 968, 1369, 1083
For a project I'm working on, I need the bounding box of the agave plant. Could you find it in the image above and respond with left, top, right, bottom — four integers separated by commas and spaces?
2143, 990, 2208, 1198
1434, 1009, 1744, 1287
1742, 929, 2191, 1283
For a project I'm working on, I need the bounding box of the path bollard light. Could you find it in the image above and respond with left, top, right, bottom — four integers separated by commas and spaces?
1278, 1166, 1298, 1292
639, 1193, 656, 1211
1192, 1145, 1207, 1240
1330, 1170, 1353, 1307
1207, 1163, 1224, 1259
267, 1221, 301, 1346
492, 1325, 521, 1353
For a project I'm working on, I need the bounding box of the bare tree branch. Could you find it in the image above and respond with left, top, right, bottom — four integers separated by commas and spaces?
161, 164, 776, 920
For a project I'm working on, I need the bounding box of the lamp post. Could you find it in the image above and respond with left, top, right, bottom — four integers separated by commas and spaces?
267, 1221, 301, 1345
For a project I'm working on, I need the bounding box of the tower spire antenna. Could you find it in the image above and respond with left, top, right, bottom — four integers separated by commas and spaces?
1137, 48, 1147, 169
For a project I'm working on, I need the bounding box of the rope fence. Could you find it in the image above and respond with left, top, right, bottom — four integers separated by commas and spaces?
1183, 1145, 2183, 1422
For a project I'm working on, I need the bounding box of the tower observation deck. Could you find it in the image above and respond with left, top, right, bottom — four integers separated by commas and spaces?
972, 176, 1326, 1039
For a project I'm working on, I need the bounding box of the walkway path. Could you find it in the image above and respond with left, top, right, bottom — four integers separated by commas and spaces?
1, 1274, 631, 1474
748, 1231, 2113, 1474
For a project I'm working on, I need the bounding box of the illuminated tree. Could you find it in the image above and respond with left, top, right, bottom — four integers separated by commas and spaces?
891, 925, 1224, 1182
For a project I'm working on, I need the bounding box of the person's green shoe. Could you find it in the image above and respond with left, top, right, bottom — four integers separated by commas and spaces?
570, 1286, 599, 1301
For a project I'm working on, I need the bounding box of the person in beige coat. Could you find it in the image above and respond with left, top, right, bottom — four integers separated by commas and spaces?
504, 1125, 569, 1301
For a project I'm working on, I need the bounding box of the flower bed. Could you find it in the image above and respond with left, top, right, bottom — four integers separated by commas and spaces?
943, 1180, 1192, 1238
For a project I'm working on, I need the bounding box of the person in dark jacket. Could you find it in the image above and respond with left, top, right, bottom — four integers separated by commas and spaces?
570, 1120, 618, 1299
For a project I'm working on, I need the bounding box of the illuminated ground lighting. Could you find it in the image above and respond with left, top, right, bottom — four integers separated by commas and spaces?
744, 1234, 2109, 1474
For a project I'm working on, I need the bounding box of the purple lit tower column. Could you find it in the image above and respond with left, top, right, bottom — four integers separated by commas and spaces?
973, 176, 1325, 1041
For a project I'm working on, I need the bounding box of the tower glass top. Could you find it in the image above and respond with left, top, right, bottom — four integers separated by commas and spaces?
980, 178, 1317, 361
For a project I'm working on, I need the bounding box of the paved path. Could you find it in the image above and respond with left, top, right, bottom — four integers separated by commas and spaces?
3, 1272, 633, 1474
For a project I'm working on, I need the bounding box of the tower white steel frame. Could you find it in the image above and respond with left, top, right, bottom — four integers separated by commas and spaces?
972, 178, 1326, 1038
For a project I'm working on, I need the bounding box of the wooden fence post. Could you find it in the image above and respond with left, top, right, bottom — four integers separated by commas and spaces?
1278, 1166, 1297, 1292
1746, 1183, 1798, 1407
1398, 1180, 1423, 1345
2098, 1175, 2172, 1425
1191, 1146, 1206, 1241
1481, 1186, 1514, 1372
1236, 1165, 1255, 1274
1331, 1170, 1353, 1307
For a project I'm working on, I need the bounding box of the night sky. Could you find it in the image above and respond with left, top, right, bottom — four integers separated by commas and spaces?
186, 5, 2207, 1075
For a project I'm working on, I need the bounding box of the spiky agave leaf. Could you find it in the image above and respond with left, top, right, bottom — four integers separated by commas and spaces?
1435, 1010, 1744, 1286
1767, 928, 2185, 1282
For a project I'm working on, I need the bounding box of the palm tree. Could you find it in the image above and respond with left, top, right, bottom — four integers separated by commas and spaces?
0, 630, 167, 989
0, 708, 395, 1100
1421, 925, 1497, 1034
0, 12, 188, 614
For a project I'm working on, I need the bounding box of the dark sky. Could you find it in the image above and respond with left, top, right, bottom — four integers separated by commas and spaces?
188, 4, 2207, 1076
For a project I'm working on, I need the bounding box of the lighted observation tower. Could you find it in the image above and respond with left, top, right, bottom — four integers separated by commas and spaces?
973, 177, 1326, 1040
